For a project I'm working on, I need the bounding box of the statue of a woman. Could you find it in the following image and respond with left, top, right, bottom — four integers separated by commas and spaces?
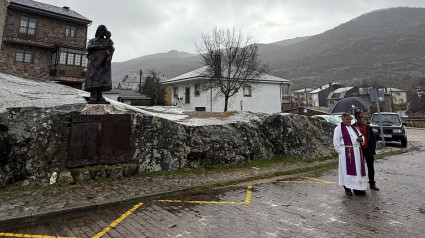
85, 25, 115, 102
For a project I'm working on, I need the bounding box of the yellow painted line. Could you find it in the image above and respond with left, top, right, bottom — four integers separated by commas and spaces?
280, 181, 324, 184
301, 176, 335, 184
0, 233, 81, 238
92, 202, 144, 238
156, 185, 253, 205
244, 185, 252, 204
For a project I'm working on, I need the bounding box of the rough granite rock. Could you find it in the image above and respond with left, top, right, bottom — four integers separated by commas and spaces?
0, 73, 337, 188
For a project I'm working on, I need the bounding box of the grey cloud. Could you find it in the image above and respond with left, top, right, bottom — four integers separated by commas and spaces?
38, 0, 425, 61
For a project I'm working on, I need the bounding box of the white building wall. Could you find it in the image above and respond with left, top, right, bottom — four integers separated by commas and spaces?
311, 93, 319, 107
171, 81, 284, 113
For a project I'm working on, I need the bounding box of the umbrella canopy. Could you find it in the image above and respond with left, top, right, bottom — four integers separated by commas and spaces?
329, 97, 373, 113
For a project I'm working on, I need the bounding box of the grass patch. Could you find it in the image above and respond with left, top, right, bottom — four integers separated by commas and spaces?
141, 155, 334, 179
75, 162, 137, 172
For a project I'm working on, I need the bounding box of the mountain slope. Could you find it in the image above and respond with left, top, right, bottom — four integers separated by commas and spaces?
112, 7, 425, 90
262, 7, 425, 89
111, 50, 200, 85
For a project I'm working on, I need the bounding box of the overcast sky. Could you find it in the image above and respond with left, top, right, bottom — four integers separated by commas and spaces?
37, 0, 425, 62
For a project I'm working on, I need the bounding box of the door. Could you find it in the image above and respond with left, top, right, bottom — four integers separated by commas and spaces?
185, 87, 190, 104
68, 114, 131, 167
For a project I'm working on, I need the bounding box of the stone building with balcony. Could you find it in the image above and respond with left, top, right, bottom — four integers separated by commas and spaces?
291, 88, 313, 107
0, 0, 91, 88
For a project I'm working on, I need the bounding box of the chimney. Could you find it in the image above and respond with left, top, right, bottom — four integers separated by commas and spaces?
63, 6, 70, 10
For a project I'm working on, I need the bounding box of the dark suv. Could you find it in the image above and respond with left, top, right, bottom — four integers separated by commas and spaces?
369, 113, 407, 147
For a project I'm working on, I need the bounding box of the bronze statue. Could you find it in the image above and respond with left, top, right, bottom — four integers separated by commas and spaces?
85, 25, 114, 102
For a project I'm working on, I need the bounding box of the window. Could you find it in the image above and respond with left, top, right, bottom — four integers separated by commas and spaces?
51, 52, 57, 64
81, 56, 88, 67
173, 87, 178, 98
15, 49, 33, 63
194, 83, 200, 96
59, 52, 67, 64
15, 50, 24, 62
67, 53, 75, 65
74, 54, 81, 66
65, 26, 76, 38
58, 49, 87, 67
243, 85, 252, 97
19, 17, 37, 35
282, 84, 289, 96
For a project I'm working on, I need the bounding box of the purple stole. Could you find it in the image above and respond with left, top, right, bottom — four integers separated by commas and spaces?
340, 123, 366, 176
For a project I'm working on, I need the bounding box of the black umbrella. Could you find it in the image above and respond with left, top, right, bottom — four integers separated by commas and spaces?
329, 97, 372, 113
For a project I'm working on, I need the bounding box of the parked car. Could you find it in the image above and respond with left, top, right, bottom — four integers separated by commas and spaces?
311, 115, 342, 125
369, 112, 407, 147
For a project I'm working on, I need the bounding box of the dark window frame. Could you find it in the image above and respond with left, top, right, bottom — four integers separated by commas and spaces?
243, 85, 252, 97
65, 25, 76, 38
19, 16, 37, 35
15, 49, 34, 63
194, 83, 200, 96
173, 87, 178, 98
58, 49, 87, 66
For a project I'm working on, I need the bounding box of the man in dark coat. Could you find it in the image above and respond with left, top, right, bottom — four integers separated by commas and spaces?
354, 111, 380, 190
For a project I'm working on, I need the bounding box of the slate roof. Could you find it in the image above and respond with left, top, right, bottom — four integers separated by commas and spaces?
310, 83, 340, 94
9, 0, 91, 24
327, 87, 354, 99
163, 66, 290, 84
386, 88, 406, 92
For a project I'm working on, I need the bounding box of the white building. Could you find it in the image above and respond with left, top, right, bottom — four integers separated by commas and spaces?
162, 66, 291, 113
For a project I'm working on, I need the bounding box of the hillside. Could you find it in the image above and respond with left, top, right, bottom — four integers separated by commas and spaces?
112, 7, 425, 90
111, 50, 201, 85
261, 7, 425, 90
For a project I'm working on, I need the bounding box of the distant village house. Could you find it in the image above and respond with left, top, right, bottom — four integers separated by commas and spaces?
291, 88, 313, 107
162, 66, 291, 113
326, 86, 360, 107
0, 0, 91, 89
309, 83, 341, 107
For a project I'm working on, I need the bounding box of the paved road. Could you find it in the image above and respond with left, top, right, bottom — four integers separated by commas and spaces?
1, 129, 424, 238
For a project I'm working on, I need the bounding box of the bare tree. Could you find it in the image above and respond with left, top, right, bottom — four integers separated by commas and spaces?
196, 28, 268, 112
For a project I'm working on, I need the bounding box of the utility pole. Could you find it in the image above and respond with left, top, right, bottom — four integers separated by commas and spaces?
139, 69, 143, 94
375, 88, 386, 146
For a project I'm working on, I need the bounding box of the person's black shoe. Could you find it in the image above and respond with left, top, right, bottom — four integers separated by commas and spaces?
353, 189, 366, 195
344, 186, 353, 196
370, 184, 380, 191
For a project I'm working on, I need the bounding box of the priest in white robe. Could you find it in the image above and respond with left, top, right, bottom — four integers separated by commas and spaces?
333, 113, 368, 196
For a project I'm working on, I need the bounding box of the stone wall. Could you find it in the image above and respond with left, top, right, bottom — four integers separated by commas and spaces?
0, 0, 8, 50
3, 8, 87, 48
0, 105, 337, 188
0, 44, 51, 79
404, 119, 425, 128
